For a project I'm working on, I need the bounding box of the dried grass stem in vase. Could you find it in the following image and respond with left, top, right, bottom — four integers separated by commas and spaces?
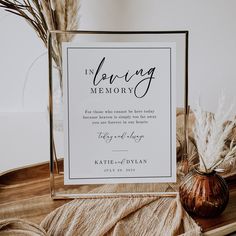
0, 0, 80, 87
179, 95, 236, 218
193, 95, 236, 173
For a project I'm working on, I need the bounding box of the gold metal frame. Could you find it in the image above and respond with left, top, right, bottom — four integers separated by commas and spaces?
48, 30, 189, 199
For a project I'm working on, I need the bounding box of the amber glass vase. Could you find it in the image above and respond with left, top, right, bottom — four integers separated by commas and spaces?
179, 168, 229, 218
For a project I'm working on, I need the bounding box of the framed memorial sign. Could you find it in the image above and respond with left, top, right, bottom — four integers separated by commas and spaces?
48, 31, 189, 199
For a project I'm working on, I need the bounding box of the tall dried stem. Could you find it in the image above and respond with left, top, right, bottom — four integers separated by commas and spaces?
193, 95, 236, 173
0, 0, 80, 87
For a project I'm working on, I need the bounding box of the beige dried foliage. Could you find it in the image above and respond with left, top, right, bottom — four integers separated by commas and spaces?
193, 95, 236, 173
0, 0, 80, 85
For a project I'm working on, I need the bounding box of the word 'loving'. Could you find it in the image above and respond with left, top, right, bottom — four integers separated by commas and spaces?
85, 57, 157, 98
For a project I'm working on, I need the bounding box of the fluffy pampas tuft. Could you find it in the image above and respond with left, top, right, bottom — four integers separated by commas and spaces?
193, 95, 236, 173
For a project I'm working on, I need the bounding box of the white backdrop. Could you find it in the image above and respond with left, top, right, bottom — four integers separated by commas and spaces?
0, 0, 236, 172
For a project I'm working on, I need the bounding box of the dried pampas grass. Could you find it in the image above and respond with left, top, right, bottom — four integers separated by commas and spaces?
0, 0, 80, 85
40, 0, 79, 44
193, 95, 236, 173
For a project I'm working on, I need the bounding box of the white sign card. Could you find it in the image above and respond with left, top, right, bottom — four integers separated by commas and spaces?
63, 42, 176, 185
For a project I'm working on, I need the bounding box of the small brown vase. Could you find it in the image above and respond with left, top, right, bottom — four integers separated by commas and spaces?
179, 168, 229, 218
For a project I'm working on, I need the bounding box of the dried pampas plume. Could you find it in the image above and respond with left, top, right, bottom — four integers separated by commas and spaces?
193, 95, 236, 173
40, 0, 79, 42
0, 0, 80, 85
